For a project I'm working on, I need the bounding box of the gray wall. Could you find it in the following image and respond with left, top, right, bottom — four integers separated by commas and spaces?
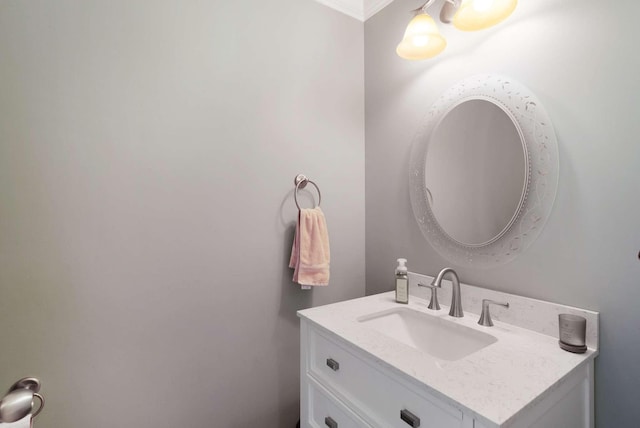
365, 0, 640, 426
0, 1, 364, 427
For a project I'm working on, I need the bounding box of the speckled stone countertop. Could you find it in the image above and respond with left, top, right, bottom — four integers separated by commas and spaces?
298, 283, 599, 427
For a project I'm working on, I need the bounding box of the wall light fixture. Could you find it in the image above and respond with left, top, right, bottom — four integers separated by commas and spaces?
397, 0, 518, 60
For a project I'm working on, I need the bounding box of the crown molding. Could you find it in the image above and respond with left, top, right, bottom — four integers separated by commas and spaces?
313, 0, 394, 21
363, 0, 394, 20
314, 0, 363, 21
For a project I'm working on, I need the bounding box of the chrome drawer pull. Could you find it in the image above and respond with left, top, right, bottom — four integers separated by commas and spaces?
400, 409, 420, 427
324, 416, 338, 428
326, 358, 340, 371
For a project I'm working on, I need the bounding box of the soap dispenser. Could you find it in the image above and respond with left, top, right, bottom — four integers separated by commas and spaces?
395, 258, 409, 304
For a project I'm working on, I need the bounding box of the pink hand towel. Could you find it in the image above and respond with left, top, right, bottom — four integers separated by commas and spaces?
289, 207, 330, 287
2, 415, 32, 428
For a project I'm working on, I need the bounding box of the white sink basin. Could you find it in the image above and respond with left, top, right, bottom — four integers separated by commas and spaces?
358, 307, 497, 361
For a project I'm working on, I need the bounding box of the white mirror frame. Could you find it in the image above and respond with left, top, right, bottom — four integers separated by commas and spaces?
409, 74, 559, 268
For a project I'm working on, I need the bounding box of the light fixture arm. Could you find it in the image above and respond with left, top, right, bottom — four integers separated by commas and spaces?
413, 0, 462, 23
412, 0, 436, 15
440, 0, 462, 23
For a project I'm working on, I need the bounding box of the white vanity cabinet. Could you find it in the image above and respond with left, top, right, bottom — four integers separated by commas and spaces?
299, 291, 598, 428
301, 321, 466, 428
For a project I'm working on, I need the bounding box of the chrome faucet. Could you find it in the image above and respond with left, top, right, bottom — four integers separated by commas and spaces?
432, 268, 463, 317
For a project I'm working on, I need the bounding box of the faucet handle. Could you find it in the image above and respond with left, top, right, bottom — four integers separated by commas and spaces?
418, 283, 441, 310
478, 299, 509, 327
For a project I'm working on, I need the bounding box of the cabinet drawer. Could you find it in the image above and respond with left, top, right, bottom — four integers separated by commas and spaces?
306, 378, 371, 428
308, 327, 463, 428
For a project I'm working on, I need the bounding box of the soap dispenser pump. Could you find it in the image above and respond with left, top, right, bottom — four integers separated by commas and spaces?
395, 258, 409, 304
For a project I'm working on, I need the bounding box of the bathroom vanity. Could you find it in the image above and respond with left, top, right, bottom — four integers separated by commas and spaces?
298, 277, 598, 428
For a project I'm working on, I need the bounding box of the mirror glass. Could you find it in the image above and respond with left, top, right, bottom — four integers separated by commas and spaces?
425, 99, 526, 246
409, 74, 559, 268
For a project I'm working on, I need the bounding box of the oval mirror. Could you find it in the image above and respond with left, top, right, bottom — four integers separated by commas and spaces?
409, 75, 559, 268
426, 99, 527, 246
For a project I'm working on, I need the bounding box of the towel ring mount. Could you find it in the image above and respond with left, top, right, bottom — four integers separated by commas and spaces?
294, 174, 321, 210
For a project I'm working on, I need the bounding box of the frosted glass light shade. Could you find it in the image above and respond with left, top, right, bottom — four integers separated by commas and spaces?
396, 13, 447, 60
453, 0, 517, 31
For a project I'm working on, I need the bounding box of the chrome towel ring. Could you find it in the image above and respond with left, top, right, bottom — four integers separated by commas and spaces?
294, 174, 321, 210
